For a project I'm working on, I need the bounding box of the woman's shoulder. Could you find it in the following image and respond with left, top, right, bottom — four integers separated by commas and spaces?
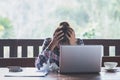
43, 37, 52, 45
42, 38, 52, 51
76, 38, 84, 45
44, 37, 52, 41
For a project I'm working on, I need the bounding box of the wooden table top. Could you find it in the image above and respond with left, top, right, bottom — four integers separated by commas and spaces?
0, 67, 120, 80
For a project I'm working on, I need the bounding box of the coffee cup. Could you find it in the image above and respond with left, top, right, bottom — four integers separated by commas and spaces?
104, 62, 118, 69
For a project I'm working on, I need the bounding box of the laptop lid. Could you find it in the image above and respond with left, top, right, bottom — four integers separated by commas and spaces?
59, 45, 103, 73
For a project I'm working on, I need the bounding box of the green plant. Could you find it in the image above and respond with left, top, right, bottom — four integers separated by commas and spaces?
0, 16, 14, 38
83, 28, 96, 39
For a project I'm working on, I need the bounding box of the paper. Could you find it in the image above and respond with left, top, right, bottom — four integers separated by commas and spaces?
4, 68, 48, 77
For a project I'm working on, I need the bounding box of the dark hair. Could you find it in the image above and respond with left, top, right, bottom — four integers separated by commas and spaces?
54, 22, 73, 44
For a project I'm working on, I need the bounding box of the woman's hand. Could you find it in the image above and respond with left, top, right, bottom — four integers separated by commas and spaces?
66, 29, 76, 45
48, 30, 64, 51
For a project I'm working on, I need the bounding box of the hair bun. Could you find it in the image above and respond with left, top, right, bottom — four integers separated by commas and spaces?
60, 22, 69, 27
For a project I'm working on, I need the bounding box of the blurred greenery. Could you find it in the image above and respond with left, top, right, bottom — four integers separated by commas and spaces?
0, 16, 14, 38
1, 0, 120, 57
111, 0, 120, 20
0, 0, 120, 39
83, 28, 96, 39
51, 0, 120, 39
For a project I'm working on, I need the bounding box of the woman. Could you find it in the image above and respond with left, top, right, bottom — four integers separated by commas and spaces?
35, 22, 84, 71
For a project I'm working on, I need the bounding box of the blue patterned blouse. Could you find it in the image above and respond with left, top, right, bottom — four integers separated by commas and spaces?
35, 38, 84, 70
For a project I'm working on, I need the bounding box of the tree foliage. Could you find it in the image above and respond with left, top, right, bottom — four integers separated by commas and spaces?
0, 16, 14, 38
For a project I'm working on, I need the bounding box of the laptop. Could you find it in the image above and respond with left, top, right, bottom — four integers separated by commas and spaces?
59, 45, 103, 73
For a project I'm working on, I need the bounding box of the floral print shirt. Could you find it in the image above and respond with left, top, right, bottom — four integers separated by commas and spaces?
35, 38, 84, 70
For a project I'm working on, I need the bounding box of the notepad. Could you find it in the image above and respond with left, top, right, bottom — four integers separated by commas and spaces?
4, 68, 48, 77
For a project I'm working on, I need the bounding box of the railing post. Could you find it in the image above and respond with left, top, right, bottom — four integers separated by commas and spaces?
104, 46, 109, 56
0, 46, 3, 57
33, 45, 39, 57
115, 46, 120, 56
22, 46, 27, 57
10, 45, 17, 57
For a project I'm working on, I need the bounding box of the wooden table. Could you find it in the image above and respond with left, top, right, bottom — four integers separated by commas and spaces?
0, 67, 120, 80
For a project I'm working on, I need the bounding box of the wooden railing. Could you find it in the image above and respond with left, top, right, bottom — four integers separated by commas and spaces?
84, 39, 120, 56
0, 39, 44, 57
0, 39, 120, 67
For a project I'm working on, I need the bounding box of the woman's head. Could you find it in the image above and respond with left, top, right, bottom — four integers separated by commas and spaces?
54, 22, 74, 44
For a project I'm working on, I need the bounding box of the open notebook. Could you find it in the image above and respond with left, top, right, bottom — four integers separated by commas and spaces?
4, 68, 48, 77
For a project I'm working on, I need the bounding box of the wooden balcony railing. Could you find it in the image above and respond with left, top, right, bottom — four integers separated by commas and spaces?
0, 39, 120, 67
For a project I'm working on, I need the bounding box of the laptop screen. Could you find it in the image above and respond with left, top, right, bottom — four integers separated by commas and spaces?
59, 45, 103, 73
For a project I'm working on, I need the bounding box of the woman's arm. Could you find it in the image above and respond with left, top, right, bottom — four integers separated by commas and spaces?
77, 38, 84, 45
35, 38, 52, 70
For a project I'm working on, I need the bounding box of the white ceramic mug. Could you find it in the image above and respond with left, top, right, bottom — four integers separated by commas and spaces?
104, 62, 118, 69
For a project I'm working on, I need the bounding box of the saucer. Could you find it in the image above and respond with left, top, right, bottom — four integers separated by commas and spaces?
105, 68, 118, 72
